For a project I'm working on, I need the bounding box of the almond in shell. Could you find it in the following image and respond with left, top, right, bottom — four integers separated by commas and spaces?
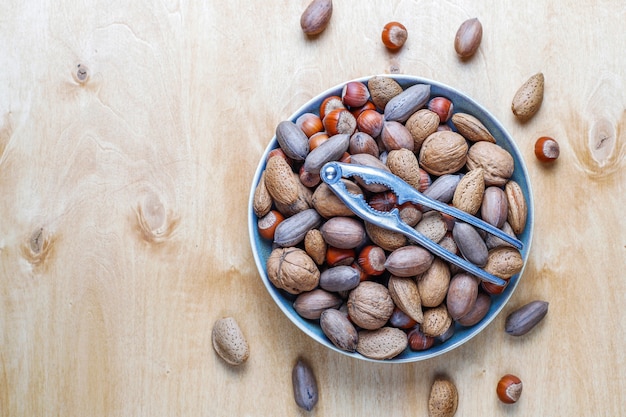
212, 317, 250, 366
405, 109, 440, 151
264, 155, 299, 207
451, 112, 495, 143
368, 76, 404, 110
356, 327, 408, 360
386, 148, 422, 190
452, 168, 485, 215
511, 72, 544, 122
388, 275, 423, 323
505, 180, 528, 235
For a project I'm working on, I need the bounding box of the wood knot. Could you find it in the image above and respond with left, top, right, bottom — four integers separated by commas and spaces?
73, 63, 89, 84
135, 193, 178, 243
22, 227, 55, 268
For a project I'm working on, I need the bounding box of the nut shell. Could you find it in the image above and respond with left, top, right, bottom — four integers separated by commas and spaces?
356, 327, 408, 360
451, 112, 495, 143
428, 377, 458, 417
320, 216, 366, 249
417, 258, 451, 307
421, 304, 452, 338
454, 17, 483, 59
419, 131, 469, 176
264, 155, 300, 207
320, 308, 358, 352
267, 247, 320, 295
293, 288, 342, 319
212, 317, 250, 366
384, 245, 434, 277
511, 72, 544, 122
300, 0, 333, 36
367, 76, 404, 111
384, 83, 431, 123
388, 275, 423, 324
505, 180, 528, 235
347, 281, 395, 330
466, 141, 514, 187
452, 168, 485, 215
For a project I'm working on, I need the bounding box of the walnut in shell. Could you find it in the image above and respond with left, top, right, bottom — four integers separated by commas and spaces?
267, 247, 320, 294
347, 281, 394, 330
419, 131, 469, 176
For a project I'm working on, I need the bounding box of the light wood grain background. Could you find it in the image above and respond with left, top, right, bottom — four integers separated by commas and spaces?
1, 1, 625, 416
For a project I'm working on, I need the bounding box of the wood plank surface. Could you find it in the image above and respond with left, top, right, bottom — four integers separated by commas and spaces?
1, 1, 625, 416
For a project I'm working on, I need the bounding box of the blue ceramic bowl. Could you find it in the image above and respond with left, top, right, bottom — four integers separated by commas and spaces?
248, 75, 534, 363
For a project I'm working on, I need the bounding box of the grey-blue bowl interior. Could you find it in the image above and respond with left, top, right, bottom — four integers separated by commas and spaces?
248, 75, 534, 363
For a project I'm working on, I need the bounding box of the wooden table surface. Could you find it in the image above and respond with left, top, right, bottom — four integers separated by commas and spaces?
1, 1, 625, 416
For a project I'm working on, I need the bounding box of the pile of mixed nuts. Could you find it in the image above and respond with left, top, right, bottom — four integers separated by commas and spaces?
253, 75, 531, 361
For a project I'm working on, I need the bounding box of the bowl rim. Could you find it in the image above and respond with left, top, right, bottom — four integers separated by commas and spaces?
248, 74, 534, 363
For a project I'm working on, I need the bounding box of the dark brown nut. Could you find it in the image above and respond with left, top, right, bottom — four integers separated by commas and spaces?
267, 247, 320, 295
320, 308, 358, 352
349, 131, 379, 156
368, 75, 403, 110
300, 0, 333, 36
446, 273, 479, 320
388, 275, 423, 324
505, 300, 549, 336
421, 304, 452, 337
293, 288, 342, 319
347, 281, 395, 330
320, 216, 366, 249
381, 120, 414, 151
419, 131, 469, 176
454, 17, 483, 59
312, 180, 363, 218
292, 358, 319, 411
407, 327, 435, 351
275, 120, 309, 160
356, 327, 408, 360
485, 222, 517, 249
452, 222, 489, 267
303, 133, 350, 174
423, 174, 462, 205
384, 245, 434, 277
319, 265, 360, 292
211, 317, 250, 366
384, 83, 431, 123
457, 292, 492, 326
481, 186, 509, 228
417, 258, 451, 307
273, 209, 322, 247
